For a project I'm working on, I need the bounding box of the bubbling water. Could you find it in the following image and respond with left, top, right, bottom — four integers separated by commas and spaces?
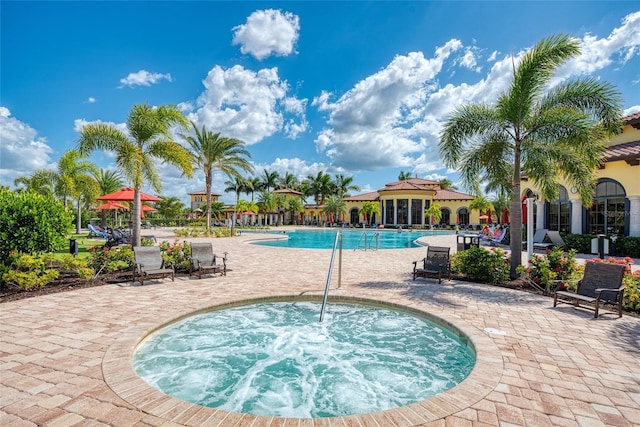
134, 302, 475, 418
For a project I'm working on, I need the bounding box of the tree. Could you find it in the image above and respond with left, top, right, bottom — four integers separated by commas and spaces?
469, 195, 494, 222
92, 169, 124, 227
287, 197, 305, 224
155, 196, 185, 222
439, 178, 457, 191
323, 195, 346, 224
246, 176, 262, 201
0, 188, 72, 265
359, 201, 380, 226
77, 104, 194, 246
224, 175, 248, 231
261, 169, 280, 192
181, 122, 253, 230
257, 190, 277, 225
334, 174, 360, 198
13, 169, 57, 197
398, 171, 413, 181
425, 202, 442, 226
56, 150, 100, 234
304, 171, 334, 205
277, 171, 298, 190
490, 192, 511, 225
439, 34, 622, 278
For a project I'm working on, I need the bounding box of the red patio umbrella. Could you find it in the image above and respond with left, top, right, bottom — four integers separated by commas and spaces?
140, 204, 157, 219
97, 187, 161, 202
486, 209, 492, 224
95, 202, 128, 210
501, 209, 510, 224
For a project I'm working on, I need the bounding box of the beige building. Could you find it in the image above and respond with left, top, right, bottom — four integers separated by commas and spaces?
521, 112, 640, 237
188, 190, 220, 211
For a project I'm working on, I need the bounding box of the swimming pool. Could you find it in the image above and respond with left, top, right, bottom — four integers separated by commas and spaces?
247, 228, 452, 249
134, 301, 475, 418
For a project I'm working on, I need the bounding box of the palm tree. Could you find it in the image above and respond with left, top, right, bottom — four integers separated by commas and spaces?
261, 169, 280, 192
398, 171, 413, 181
277, 171, 298, 190
439, 34, 622, 278
305, 171, 334, 205
323, 195, 347, 224
469, 195, 494, 223
78, 104, 194, 246
425, 202, 443, 227
181, 122, 253, 230
92, 169, 124, 227
56, 150, 100, 234
334, 174, 360, 198
287, 197, 304, 224
490, 192, 511, 225
13, 169, 57, 197
257, 190, 277, 225
155, 196, 185, 222
359, 201, 380, 226
439, 178, 457, 191
246, 176, 263, 201
224, 175, 248, 231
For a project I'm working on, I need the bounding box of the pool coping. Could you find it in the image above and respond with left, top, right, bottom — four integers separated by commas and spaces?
102, 295, 503, 425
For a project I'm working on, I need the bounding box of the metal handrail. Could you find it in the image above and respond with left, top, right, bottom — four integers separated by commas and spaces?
319, 232, 342, 322
355, 231, 380, 251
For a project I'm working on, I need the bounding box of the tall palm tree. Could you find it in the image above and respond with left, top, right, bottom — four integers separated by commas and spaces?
224, 175, 249, 231
439, 178, 457, 191
490, 192, 511, 225
323, 195, 346, 224
13, 169, 57, 197
334, 174, 360, 198
77, 104, 194, 246
277, 171, 298, 190
56, 150, 100, 234
92, 169, 124, 227
359, 201, 380, 226
469, 195, 494, 223
305, 171, 334, 205
261, 169, 280, 192
181, 122, 253, 230
398, 171, 413, 181
246, 176, 262, 201
287, 197, 304, 224
257, 190, 277, 225
439, 34, 622, 278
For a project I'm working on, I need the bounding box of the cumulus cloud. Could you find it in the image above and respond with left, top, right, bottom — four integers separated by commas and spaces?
232, 9, 300, 60
312, 41, 463, 170
0, 107, 55, 185
190, 65, 308, 144
119, 70, 173, 88
87, 97, 96, 103
624, 105, 640, 116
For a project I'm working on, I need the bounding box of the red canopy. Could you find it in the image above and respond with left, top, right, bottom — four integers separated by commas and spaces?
95, 202, 128, 210
486, 209, 493, 224
97, 187, 161, 202
140, 204, 157, 219
501, 209, 510, 224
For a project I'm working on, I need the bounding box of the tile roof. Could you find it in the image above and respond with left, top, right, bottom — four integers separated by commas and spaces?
188, 190, 221, 196
273, 188, 304, 196
343, 191, 380, 201
434, 189, 474, 201
605, 140, 640, 163
379, 178, 440, 192
623, 111, 640, 129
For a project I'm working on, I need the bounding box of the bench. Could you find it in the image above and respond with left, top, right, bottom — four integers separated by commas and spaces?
553, 262, 626, 318
412, 245, 451, 283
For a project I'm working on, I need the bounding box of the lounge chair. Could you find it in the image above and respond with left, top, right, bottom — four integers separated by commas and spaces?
523, 229, 565, 251
553, 262, 626, 318
189, 242, 227, 278
412, 245, 451, 283
133, 246, 174, 286
88, 224, 108, 238
488, 227, 508, 246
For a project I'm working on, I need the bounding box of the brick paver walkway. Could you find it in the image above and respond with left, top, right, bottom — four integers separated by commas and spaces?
1, 229, 639, 426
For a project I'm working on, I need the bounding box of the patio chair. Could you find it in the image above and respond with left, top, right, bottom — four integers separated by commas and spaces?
524, 229, 565, 251
488, 227, 508, 246
133, 246, 174, 286
412, 245, 451, 283
189, 242, 227, 278
88, 224, 108, 238
553, 262, 626, 318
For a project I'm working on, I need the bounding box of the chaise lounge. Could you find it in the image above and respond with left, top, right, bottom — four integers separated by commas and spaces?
190, 242, 227, 278
412, 245, 451, 283
133, 246, 174, 286
553, 262, 626, 318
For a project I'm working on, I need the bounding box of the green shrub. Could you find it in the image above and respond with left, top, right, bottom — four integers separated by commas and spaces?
88, 245, 134, 274
2, 253, 59, 290
46, 253, 94, 279
615, 236, 640, 258
563, 233, 593, 254
517, 246, 582, 292
450, 246, 510, 284
0, 189, 72, 265
159, 239, 191, 272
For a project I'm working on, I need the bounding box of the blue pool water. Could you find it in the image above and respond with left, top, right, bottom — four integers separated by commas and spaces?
247, 228, 452, 249
134, 301, 475, 418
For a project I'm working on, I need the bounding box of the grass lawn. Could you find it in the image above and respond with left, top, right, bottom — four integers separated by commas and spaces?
53, 233, 106, 260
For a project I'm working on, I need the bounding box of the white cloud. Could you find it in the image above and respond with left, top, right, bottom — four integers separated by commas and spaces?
313, 41, 463, 170
190, 65, 308, 144
87, 97, 96, 103
487, 50, 498, 62
232, 9, 300, 60
624, 105, 640, 116
0, 107, 56, 185
118, 70, 173, 88
456, 47, 482, 72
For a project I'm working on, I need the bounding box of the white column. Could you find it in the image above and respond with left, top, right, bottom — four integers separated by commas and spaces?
408, 201, 412, 226
535, 200, 545, 230
570, 199, 583, 235
393, 199, 398, 225
628, 196, 640, 237
526, 198, 535, 262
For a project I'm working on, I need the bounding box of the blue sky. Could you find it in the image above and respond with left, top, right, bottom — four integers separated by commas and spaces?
1, 1, 639, 205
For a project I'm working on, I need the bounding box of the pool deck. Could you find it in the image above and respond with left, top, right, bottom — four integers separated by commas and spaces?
1, 227, 639, 426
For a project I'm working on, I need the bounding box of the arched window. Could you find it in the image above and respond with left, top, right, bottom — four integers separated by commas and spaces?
547, 186, 570, 232
350, 208, 359, 225
588, 179, 627, 235
440, 208, 451, 225
457, 208, 469, 226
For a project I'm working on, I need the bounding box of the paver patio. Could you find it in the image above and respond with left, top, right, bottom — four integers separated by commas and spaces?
1, 229, 639, 426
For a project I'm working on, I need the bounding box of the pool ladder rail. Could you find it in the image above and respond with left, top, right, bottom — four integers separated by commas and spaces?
319, 232, 342, 322
356, 231, 380, 251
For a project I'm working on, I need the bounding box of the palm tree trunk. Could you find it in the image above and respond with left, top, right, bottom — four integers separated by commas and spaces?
132, 189, 141, 247
76, 198, 82, 234
510, 147, 523, 279
205, 172, 212, 230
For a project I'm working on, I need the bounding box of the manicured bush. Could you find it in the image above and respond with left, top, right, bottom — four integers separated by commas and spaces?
518, 246, 582, 292
615, 236, 640, 258
563, 233, 593, 254
88, 245, 134, 274
0, 189, 72, 265
450, 246, 510, 284
159, 239, 192, 272
2, 253, 59, 290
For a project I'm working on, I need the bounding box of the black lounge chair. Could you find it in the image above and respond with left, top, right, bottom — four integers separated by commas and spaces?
412, 245, 451, 283
133, 246, 174, 286
553, 262, 626, 318
189, 242, 227, 278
